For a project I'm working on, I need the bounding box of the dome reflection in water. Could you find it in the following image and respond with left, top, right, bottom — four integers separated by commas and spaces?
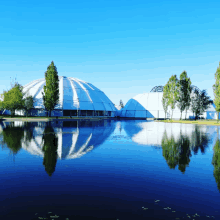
0, 120, 115, 176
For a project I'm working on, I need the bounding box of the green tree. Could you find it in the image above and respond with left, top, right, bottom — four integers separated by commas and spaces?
0, 99, 4, 113
199, 90, 212, 118
190, 88, 212, 120
184, 77, 192, 120
190, 87, 200, 119
176, 71, 191, 120
213, 62, 220, 122
23, 95, 34, 117
42, 61, 59, 117
119, 99, 124, 108
2, 83, 24, 116
166, 75, 179, 120
162, 84, 169, 119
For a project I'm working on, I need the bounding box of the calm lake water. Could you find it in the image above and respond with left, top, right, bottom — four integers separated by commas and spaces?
0, 119, 220, 220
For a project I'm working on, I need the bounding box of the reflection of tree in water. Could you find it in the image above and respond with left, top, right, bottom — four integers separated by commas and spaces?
162, 131, 191, 173
176, 133, 191, 173
0, 122, 35, 155
23, 122, 34, 147
190, 125, 210, 155
212, 128, 220, 192
162, 125, 210, 174
1, 122, 24, 155
162, 132, 179, 170
42, 123, 58, 177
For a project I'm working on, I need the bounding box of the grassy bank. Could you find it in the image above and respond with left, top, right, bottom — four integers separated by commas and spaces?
0, 115, 112, 121
155, 119, 220, 126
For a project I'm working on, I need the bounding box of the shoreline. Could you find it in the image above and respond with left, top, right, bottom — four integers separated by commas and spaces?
0, 117, 113, 121
155, 119, 220, 126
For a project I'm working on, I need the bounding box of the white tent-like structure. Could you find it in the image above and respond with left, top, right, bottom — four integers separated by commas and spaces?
120, 85, 215, 119
13, 76, 117, 117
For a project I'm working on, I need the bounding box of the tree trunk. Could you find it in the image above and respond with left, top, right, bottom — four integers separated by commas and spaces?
171, 110, 173, 121
165, 112, 167, 120
218, 112, 219, 123
180, 111, 182, 120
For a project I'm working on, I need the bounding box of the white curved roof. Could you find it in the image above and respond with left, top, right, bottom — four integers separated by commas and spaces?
22, 76, 116, 111
120, 92, 164, 117
120, 92, 213, 118
122, 92, 164, 111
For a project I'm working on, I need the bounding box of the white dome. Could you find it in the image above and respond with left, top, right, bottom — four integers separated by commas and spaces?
22, 76, 116, 112
120, 92, 209, 119
120, 92, 165, 118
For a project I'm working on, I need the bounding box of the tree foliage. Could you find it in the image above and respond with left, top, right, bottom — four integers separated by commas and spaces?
42, 61, 59, 117
0, 97, 4, 112
119, 99, 124, 108
190, 88, 212, 120
213, 62, 220, 121
162, 84, 169, 119
2, 83, 24, 116
23, 95, 34, 117
199, 90, 212, 115
176, 71, 191, 120
166, 75, 179, 120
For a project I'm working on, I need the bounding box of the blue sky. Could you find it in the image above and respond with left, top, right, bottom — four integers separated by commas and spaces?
0, 0, 220, 106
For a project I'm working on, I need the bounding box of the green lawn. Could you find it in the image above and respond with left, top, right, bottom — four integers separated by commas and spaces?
155, 119, 220, 126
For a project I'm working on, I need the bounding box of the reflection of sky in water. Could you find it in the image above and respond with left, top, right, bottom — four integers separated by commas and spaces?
0, 120, 220, 220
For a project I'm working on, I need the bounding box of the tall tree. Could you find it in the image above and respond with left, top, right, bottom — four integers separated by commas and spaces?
42, 61, 59, 117
119, 99, 124, 108
167, 75, 179, 120
184, 76, 192, 120
190, 87, 200, 119
162, 84, 169, 119
213, 62, 220, 122
176, 71, 191, 120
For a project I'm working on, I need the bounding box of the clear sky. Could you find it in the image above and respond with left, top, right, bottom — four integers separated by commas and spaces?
0, 0, 220, 106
